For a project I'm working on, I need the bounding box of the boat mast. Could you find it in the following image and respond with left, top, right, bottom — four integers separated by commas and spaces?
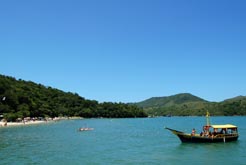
206, 111, 211, 126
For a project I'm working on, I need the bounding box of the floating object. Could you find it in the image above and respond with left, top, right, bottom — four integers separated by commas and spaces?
78, 127, 94, 131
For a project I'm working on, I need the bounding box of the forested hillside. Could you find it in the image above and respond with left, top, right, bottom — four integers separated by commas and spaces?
135, 93, 246, 116
0, 75, 147, 121
136, 93, 207, 108
1, 74, 245, 121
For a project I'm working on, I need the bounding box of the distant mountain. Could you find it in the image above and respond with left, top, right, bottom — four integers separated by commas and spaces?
134, 93, 246, 116
135, 93, 207, 109
222, 95, 246, 102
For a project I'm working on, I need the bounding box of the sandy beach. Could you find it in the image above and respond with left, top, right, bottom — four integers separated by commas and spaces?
0, 120, 49, 127
0, 117, 82, 127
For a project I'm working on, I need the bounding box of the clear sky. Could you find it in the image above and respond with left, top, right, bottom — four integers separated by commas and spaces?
0, 0, 246, 103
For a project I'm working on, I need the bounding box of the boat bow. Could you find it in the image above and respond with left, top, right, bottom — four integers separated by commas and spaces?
165, 127, 186, 135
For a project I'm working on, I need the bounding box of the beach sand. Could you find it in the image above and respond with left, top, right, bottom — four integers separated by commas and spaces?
0, 117, 81, 127
0, 120, 48, 127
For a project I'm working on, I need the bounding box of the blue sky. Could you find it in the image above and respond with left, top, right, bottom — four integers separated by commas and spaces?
0, 0, 246, 103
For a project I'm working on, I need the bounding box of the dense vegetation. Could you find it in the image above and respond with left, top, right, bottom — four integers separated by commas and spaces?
136, 93, 207, 109
1, 74, 245, 121
134, 93, 246, 116
0, 75, 147, 121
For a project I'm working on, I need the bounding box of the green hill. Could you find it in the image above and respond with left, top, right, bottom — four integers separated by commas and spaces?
134, 94, 246, 116
0, 74, 147, 121
136, 93, 207, 109
222, 95, 246, 102
1, 74, 245, 119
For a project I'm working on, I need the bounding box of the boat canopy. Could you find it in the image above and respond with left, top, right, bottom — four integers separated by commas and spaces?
211, 124, 237, 129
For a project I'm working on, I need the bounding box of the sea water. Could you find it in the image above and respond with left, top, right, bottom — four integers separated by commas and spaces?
0, 117, 245, 165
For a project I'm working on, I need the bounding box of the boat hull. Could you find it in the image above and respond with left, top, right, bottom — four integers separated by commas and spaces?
177, 133, 238, 143
166, 127, 238, 143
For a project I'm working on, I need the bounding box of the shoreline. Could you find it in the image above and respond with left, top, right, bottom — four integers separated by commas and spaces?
0, 120, 51, 127
0, 116, 83, 127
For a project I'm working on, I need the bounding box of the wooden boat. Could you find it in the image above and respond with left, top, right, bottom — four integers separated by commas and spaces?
165, 112, 239, 143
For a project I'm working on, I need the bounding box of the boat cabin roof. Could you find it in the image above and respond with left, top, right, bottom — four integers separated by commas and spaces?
211, 124, 237, 129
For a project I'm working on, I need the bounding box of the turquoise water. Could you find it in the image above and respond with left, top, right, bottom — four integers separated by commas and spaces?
0, 117, 245, 164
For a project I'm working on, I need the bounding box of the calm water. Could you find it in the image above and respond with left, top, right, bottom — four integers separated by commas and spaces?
0, 117, 245, 165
